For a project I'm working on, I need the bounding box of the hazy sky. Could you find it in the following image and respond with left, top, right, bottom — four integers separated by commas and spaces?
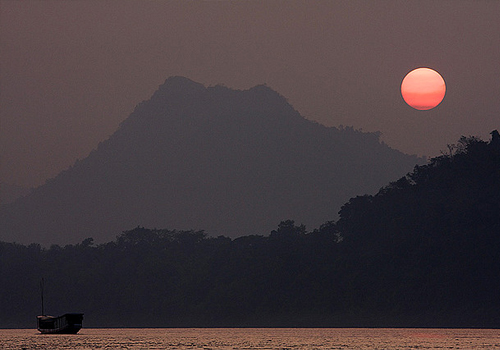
1, 0, 499, 187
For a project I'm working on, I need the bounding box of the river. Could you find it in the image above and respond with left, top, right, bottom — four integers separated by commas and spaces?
1, 328, 499, 349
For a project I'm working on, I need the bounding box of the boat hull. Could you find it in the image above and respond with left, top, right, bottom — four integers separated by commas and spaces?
37, 313, 83, 334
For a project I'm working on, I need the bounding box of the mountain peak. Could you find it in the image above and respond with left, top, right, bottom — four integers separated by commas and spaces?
150, 76, 206, 100
161, 76, 204, 88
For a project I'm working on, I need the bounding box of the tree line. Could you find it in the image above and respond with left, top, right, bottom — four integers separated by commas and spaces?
1, 135, 499, 328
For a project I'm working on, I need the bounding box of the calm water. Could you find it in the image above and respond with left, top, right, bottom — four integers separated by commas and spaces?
1, 328, 500, 349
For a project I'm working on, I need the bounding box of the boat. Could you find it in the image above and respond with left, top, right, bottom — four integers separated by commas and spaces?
36, 279, 83, 334
37, 313, 84, 334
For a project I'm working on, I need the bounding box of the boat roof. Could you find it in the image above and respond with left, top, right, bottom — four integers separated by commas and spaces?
37, 313, 83, 319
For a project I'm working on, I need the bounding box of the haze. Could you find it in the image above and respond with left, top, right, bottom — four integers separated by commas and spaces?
1, 0, 499, 187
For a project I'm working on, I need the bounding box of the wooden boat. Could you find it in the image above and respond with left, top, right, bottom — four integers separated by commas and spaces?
36, 279, 83, 334
37, 313, 84, 334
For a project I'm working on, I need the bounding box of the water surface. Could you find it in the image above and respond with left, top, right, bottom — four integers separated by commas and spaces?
1, 328, 499, 349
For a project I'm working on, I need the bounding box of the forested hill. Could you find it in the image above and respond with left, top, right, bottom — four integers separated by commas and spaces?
1, 134, 499, 328
0, 76, 421, 245
333, 133, 500, 326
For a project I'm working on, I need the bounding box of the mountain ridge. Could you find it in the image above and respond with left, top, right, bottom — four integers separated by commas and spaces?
0, 77, 423, 245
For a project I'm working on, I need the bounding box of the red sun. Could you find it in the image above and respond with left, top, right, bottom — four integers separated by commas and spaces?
401, 68, 446, 110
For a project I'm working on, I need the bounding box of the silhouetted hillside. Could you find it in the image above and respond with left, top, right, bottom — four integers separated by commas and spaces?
331, 133, 500, 326
0, 77, 421, 245
0, 134, 498, 328
0, 183, 29, 206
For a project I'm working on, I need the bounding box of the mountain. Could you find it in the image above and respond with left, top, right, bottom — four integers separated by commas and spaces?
0, 183, 30, 206
0, 77, 422, 245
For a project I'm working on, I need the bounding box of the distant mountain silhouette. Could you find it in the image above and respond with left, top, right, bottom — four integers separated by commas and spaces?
0, 183, 30, 206
0, 77, 423, 245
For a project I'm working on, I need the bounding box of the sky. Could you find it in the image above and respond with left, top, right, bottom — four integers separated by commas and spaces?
1, 0, 499, 188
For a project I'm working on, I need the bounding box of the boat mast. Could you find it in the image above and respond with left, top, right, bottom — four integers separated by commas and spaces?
40, 278, 45, 316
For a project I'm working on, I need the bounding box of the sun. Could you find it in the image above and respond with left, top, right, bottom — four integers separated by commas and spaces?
401, 68, 446, 110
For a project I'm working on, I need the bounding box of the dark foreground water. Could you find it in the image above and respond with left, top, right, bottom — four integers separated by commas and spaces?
1, 328, 500, 349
